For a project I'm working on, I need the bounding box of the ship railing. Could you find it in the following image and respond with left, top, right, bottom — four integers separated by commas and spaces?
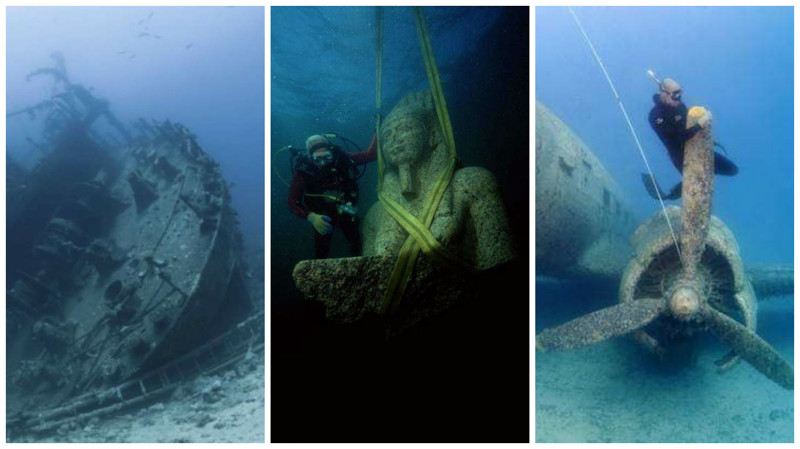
8, 311, 265, 436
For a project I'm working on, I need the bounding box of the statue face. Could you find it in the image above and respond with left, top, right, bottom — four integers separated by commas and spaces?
380, 115, 427, 166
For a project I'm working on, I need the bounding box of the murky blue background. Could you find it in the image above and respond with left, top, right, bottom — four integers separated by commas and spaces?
7, 6, 265, 250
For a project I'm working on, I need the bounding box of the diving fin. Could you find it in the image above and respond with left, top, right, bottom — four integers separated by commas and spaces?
665, 182, 682, 200
642, 173, 665, 200
714, 141, 729, 156
641, 173, 682, 201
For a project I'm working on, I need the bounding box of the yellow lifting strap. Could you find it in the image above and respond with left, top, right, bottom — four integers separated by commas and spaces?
272, 146, 294, 187
375, 6, 476, 316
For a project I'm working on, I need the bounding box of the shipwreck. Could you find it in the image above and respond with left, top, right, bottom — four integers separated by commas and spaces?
6, 55, 263, 436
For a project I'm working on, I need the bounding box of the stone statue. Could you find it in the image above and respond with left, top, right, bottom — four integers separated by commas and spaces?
363, 90, 515, 267
293, 90, 516, 333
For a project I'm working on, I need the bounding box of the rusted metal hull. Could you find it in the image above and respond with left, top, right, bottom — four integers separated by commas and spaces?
7, 121, 252, 414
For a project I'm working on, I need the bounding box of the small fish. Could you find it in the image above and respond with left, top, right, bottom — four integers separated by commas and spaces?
136, 32, 149, 38
117, 50, 128, 55
128, 54, 136, 60
185, 43, 193, 50
152, 34, 162, 40
137, 18, 144, 25
147, 12, 153, 20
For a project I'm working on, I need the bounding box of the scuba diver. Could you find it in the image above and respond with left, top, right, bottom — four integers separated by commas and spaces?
643, 76, 739, 200
287, 133, 377, 259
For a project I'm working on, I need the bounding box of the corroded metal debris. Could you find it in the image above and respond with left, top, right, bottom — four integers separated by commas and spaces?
8, 312, 264, 438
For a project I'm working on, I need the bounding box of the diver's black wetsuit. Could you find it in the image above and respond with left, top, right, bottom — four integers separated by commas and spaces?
289, 148, 362, 259
287, 135, 377, 259
646, 94, 738, 200
649, 94, 738, 175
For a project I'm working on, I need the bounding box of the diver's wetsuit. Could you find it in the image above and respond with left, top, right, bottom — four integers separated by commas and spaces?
649, 94, 739, 176
287, 134, 377, 259
646, 94, 738, 200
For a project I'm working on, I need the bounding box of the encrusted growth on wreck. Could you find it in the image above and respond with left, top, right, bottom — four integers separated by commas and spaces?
7, 56, 255, 419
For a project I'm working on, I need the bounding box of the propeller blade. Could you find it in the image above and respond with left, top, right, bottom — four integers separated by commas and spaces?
680, 107, 714, 278
536, 298, 667, 352
702, 305, 794, 390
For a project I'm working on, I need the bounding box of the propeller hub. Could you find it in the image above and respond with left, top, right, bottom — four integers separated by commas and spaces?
669, 285, 700, 321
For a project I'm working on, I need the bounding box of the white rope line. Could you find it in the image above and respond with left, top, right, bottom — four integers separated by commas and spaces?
567, 6, 684, 265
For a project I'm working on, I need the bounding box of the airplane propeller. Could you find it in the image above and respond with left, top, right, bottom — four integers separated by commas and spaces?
536, 107, 794, 390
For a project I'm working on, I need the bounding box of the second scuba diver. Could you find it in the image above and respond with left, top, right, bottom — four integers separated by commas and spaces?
644, 77, 739, 200
288, 134, 377, 259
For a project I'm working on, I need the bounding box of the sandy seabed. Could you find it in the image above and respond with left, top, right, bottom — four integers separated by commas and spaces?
535, 299, 793, 443
11, 351, 266, 443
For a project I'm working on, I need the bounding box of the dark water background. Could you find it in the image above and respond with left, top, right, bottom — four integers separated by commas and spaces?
7, 6, 265, 252
535, 6, 792, 443
271, 6, 529, 442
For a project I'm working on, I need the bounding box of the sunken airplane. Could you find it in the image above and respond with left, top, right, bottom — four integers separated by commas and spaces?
6, 56, 263, 437
535, 101, 793, 390
535, 101, 793, 296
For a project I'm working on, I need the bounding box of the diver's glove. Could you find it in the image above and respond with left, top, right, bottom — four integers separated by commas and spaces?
307, 213, 333, 235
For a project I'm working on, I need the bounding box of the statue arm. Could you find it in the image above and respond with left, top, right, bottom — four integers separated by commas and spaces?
461, 167, 516, 270
361, 203, 380, 256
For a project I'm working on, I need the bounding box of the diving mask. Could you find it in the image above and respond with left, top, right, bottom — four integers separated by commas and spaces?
312, 150, 333, 167
667, 90, 682, 101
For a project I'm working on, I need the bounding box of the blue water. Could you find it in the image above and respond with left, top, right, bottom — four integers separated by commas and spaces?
537, 6, 793, 263
536, 6, 793, 443
7, 6, 265, 250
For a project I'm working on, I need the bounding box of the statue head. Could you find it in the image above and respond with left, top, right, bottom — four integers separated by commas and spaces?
379, 90, 444, 195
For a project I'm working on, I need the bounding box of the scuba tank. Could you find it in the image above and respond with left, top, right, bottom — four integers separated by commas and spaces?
273, 132, 367, 188
273, 133, 367, 219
